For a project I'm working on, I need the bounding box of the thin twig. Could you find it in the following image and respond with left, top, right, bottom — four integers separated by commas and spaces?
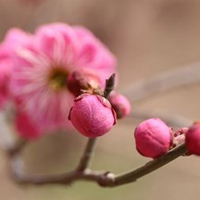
128, 110, 192, 128
121, 62, 200, 102
7, 139, 27, 156
76, 138, 97, 172
10, 144, 187, 187
10, 153, 111, 185
0, 112, 27, 155
0, 112, 16, 153
108, 144, 187, 187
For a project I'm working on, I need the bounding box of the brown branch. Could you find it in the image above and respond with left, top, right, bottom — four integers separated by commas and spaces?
10, 144, 187, 187
121, 62, 200, 102
107, 144, 187, 187
10, 153, 112, 185
0, 112, 17, 153
76, 138, 97, 172
0, 112, 27, 156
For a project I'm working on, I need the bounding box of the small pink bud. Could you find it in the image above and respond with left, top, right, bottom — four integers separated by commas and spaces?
108, 92, 131, 119
173, 127, 188, 147
69, 93, 116, 137
185, 124, 200, 155
174, 127, 188, 137
67, 69, 101, 97
134, 118, 172, 158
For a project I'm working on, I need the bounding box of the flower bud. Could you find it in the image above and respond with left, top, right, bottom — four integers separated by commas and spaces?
108, 92, 131, 119
68, 93, 116, 137
173, 127, 188, 147
185, 124, 200, 155
67, 69, 101, 97
134, 118, 172, 158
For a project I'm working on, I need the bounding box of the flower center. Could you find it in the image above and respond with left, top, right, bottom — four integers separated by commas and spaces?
49, 68, 69, 91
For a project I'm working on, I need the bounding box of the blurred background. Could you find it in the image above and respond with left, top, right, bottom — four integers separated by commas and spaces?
1, 0, 200, 199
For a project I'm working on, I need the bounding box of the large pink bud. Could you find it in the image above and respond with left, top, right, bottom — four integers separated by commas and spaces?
69, 93, 116, 137
108, 92, 131, 119
134, 118, 172, 158
185, 124, 200, 155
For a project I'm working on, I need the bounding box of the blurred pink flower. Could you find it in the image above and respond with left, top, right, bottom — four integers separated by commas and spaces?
0, 68, 10, 109
0, 28, 32, 109
15, 110, 43, 140
4, 23, 116, 131
0, 49, 12, 109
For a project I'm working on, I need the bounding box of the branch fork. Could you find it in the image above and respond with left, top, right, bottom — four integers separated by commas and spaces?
0, 69, 194, 187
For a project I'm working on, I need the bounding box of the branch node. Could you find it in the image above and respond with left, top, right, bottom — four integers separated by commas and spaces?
98, 172, 115, 187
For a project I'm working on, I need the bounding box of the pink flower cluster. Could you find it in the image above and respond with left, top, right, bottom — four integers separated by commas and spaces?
0, 23, 117, 139
134, 118, 200, 159
2, 24, 200, 161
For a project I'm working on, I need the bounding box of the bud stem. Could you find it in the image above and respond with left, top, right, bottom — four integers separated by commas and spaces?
76, 138, 97, 172
76, 74, 116, 172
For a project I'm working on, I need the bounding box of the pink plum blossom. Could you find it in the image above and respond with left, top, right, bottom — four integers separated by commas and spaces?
69, 93, 116, 137
108, 92, 131, 119
15, 110, 43, 140
185, 124, 200, 155
134, 118, 172, 158
173, 127, 188, 147
0, 28, 32, 109
2, 23, 116, 132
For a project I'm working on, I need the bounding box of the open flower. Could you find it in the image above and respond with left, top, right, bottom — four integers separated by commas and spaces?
4, 23, 116, 131
0, 28, 32, 109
